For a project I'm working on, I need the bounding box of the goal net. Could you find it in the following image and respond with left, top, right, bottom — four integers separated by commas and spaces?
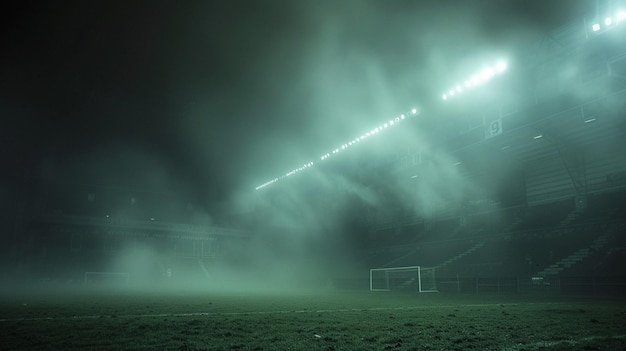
370, 266, 438, 292
84, 271, 130, 287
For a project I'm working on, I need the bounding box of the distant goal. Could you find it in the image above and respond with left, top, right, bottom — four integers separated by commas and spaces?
370, 266, 438, 292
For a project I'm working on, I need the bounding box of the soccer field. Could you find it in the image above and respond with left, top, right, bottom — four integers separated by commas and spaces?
2, 290, 625, 350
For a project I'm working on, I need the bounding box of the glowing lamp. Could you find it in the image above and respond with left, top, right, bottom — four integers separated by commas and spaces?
495, 61, 507, 73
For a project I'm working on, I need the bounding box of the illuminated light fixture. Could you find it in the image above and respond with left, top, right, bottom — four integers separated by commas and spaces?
255, 105, 419, 190
591, 23, 601, 31
454, 162, 462, 166
442, 60, 508, 101
584, 118, 596, 123
495, 61, 507, 73
533, 134, 543, 140
618, 11, 626, 21
605, 17, 613, 26
480, 68, 494, 80
411, 175, 418, 179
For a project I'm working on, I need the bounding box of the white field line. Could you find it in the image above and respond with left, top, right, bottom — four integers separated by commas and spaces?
0, 302, 563, 323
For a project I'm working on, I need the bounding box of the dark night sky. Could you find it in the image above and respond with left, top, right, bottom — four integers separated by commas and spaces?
0, 0, 590, 211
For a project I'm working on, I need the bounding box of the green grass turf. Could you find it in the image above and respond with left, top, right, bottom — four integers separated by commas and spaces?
1, 290, 625, 350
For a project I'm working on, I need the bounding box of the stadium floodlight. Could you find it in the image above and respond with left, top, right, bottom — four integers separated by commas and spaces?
471, 75, 482, 85
591, 23, 601, 31
495, 61, 507, 73
442, 60, 508, 101
481, 67, 494, 80
255, 105, 420, 190
605, 17, 613, 26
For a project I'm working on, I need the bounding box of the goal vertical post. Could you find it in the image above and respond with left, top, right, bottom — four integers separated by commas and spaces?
417, 266, 422, 292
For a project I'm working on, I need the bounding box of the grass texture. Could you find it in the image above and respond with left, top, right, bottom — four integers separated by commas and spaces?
1, 290, 625, 350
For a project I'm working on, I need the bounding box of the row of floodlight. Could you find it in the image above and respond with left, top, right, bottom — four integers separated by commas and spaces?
591, 10, 626, 32
441, 60, 507, 101
320, 108, 417, 161
256, 60, 510, 190
255, 108, 419, 190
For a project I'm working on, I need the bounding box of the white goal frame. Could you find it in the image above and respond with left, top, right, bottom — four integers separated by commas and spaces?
84, 271, 130, 286
369, 265, 438, 293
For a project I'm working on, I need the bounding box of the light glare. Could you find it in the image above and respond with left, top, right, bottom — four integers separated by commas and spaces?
605, 17, 613, 26
592, 23, 601, 31
495, 61, 507, 73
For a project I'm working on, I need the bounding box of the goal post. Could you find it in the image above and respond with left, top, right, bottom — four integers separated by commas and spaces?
370, 266, 438, 292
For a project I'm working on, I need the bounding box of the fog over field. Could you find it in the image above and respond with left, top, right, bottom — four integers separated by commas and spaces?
2, 0, 621, 295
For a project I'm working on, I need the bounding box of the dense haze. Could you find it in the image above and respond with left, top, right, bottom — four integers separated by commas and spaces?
0, 0, 606, 292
